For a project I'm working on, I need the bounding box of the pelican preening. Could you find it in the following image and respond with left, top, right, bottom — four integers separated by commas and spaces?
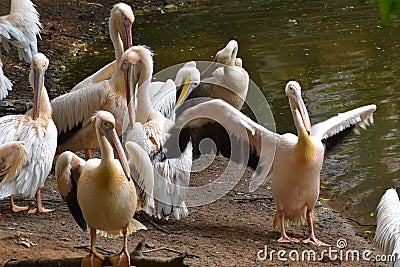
0, 53, 57, 213
56, 111, 148, 267
71, 3, 134, 92
164, 81, 376, 245
189, 39, 249, 110
373, 188, 400, 266
0, 0, 41, 99
51, 3, 135, 159
122, 46, 193, 220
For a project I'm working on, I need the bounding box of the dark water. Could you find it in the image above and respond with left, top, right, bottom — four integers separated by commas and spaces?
65, 0, 400, 234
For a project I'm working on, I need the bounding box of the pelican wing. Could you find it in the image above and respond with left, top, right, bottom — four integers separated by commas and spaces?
71, 61, 116, 92
373, 188, 400, 262
55, 151, 87, 231
310, 104, 376, 141
51, 81, 109, 135
165, 99, 278, 192
0, 141, 27, 184
0, 57, 12, 100
125, 141, 155, 213
0, 17, 24, 50
1, 0, 41, 63
0, 115, 57, 199
150, 79, 176, 120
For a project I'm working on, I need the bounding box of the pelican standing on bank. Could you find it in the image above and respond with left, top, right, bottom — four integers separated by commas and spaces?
56, 111, 148, 267
123, 46, 194, 219
0, 0, 41, 99
51, 4, 134, 158
373, 188, 400, 266
165, 81, 376, 245
0, 53, 57, 213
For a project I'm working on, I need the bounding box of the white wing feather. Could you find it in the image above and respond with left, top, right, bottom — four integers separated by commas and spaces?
1, 0, 41, 63
150, 79, 176, 120
0, 57, 12, 100
51, 82, 109, 133
125, 141, 155, 213
0, 141, 27, 183
0, 115, 57, 198
71, 61, 116, 92
171, 99, 278, 193
373, 188, 400, 267
311, 104, 377, 141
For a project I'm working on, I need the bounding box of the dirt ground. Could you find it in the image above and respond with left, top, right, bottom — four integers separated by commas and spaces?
0, 1, 387, 266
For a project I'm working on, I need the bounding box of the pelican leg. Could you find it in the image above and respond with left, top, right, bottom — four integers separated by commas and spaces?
28, 188, 54, 214
302, 209, 329, 246
277, 210, 300, 243
82, 228, 104, 267
84, 149, 92, 160
109, 228, 130, 267
10, 196, 29, 212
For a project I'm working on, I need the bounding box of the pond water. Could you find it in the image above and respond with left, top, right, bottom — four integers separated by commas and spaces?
66, 0, 400, 235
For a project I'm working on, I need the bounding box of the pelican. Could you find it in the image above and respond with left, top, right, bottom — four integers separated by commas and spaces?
71, 3, 134, 91
373, 188, 400, 266
182, 40, 249, 110
56, 111, 149, 267
0, 53, 57, 213
164, 81, 376, 245
50, 4, 135, 159
149, 60, 200, 121
122, 46, 193, 220
0, 0, 41, 99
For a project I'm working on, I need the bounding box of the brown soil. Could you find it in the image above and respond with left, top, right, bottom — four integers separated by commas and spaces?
0, 1, 386, 266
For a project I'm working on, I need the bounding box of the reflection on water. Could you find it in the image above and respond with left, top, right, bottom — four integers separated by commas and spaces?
65, 0, 400, 235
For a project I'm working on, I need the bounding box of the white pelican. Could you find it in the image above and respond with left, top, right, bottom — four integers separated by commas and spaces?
50, 5, 135, 159
56, 111, 149, 267
123, 46, 193, 220
0, 53, 57, 213
164, 81, 376, 245
0, 0, 41, 99
149, 60, 200, 121
71, 3, 134, 92
184, 40, 249, 110
373, 188, 400, 266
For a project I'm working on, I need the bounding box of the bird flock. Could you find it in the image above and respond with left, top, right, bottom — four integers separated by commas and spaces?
0, 1, 388, 266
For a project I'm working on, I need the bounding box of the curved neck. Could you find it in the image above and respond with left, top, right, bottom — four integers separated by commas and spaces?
97, 131, 116, 169
109, 19, 123, 63
39, 87, 52, 118
136, 57, 155, 124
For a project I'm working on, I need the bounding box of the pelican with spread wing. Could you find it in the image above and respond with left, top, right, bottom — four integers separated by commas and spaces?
164, 81, 376, 245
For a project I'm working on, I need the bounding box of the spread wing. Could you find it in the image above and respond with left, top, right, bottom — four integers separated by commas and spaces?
310, 104, 376, 141
0, 57, 12, 100
164, 99, 278, 192
55, 151, 87, 231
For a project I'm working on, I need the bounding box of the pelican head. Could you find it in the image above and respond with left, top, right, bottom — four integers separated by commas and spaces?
95, 111, 132, 181
29, 53, 49, 120
111, 3, 134, 52
285, 81, 311, 135
200, 40, 239, 80
175, 61, 200, 109
120, 46, 153, 126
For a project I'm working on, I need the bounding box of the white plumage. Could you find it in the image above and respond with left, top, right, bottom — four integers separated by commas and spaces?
0, 53, 57, 213
123, 46, 194, 220
374, 188, 400, 267
51, 4, 135, 157
0, 0, 41, 100
166, 81, 376, 245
